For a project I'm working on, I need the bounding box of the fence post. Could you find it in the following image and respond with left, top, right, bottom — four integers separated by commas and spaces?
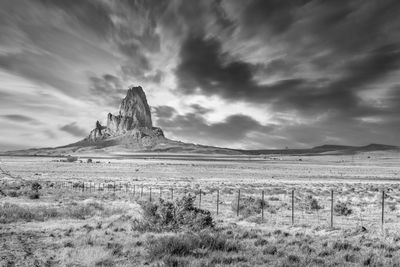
382, 190, 385, 230
216, 189, 219, 215
171, 188, 174, 200
133, 185, 135, 197
261, 190, 265, 221
160, 187, 162, 199
114, 181, 116, 192
330, 189, 334, 228
199, 189, 202, 208
237, 189, 240, 217
82, 182, 85, 192
291, 189, 294, 225
141, 185, 143, 198
149, 187, 152, 202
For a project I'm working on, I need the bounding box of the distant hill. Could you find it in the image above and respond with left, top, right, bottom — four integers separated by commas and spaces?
236, 143, 398, 156
2, 142, 397, 157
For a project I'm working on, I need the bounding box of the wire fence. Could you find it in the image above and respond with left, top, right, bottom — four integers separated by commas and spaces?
39, 179, 400, 232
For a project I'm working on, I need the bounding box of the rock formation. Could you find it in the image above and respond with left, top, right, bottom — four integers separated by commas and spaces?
84, 86, 164, 148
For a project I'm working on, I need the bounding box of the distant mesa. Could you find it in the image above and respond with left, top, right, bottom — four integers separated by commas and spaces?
78, 86, 165, 149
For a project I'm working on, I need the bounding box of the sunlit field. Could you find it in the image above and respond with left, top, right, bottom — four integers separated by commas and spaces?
1, 151, 400, 266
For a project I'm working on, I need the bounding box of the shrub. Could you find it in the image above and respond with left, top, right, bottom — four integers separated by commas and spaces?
7, 190, 19, 197
28, 191, 40, 199
87, 158, 93, 163
263, 245, 278, 255
133, 195, 214, 232
66, 155, 78, 162
334, 201, 352, 216
31, 182, 42, 191
146, 230, 239, 260
73, 182, 83, 189
306, 195, 322, 211
231, 196, 268, 217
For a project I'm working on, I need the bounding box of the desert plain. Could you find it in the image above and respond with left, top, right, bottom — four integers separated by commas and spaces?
1, 150, 400, 266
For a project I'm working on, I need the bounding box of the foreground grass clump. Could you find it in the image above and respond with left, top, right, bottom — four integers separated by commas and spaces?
334, 201, 353, 216
146, 230, 239, 260
231, 196, 268, 217
0, 201, 122, 223
0, 202, 58, 223
133, 195, 214, 232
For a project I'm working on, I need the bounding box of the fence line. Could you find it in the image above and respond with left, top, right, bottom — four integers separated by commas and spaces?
41, 179, 394, 231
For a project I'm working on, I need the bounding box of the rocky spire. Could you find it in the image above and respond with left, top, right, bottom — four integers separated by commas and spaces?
107, 86, 153, 134
86, 85, 164, 144
119, 86, 153, 128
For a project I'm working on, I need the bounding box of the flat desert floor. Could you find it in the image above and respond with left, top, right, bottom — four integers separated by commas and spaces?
1, 151, 400, 266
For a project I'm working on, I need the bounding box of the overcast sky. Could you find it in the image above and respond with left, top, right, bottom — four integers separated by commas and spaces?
1, 0, 400, 151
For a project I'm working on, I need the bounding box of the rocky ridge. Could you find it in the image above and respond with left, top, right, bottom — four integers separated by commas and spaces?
84, 86, 164, 149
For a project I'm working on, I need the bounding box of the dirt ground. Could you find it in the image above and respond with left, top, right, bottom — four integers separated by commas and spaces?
1, 151, 400, 266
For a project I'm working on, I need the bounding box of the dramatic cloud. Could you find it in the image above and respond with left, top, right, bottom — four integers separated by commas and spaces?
0, 0, 399, 150
59, 122, 87, 137
154, 105, 272, 147
1, 114, 39, 124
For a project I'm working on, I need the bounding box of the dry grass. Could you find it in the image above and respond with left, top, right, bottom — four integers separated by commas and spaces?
0, 200, 124, 223
1, 153, 400, 266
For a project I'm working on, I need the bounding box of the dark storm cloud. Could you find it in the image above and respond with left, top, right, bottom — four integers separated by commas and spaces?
190, 104, 213, 115
38, 0, 167, 83
155, 108, 272, 145
59, 122, 87, 137
176, 35, 316, 111
176, 35, 259, 99
261, 58, 298, 77
176, 29, 400, 118
239, 0, 400, 55
1, 114, 39, 124
241, 0, 306, 36
327, 44, 400, 92
89, 74, 126, 107
153, 105, 177, 119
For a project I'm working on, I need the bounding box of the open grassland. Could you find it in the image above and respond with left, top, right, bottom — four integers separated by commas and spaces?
1, 151, 400, 266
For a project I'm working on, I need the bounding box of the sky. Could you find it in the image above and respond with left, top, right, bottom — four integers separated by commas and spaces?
0, 0, 400, 151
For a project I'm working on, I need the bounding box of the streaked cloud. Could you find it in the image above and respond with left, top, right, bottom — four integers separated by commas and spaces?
0, 0, 399, 150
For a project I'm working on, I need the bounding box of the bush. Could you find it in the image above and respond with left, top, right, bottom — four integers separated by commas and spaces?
87, 158, 93, 163
305, 195, 323, 211
29, 191, 40, 199
146, 230, 239, 260
133, 195, 214, 232
31, 182, 42, 191
334, 201, 352, 216
231, 196, 268, 217
66, 155, 78, 162
8, 190, 19, 197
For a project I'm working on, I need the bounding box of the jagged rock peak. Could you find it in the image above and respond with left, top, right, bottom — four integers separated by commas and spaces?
119, 86, 152, 128
106, 86, 153, 134
86, 85, 164, 146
